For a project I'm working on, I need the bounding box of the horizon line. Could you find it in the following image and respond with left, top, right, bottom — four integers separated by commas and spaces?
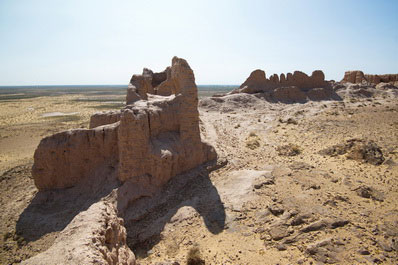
0, 83, 240, 87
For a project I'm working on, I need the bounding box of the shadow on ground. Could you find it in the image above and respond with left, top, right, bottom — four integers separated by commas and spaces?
16, 162, 226, 255
119, 165, 226, 257
16, 165, 119, 242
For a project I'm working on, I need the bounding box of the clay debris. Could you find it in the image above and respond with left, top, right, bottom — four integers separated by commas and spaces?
32, 56, 216, 191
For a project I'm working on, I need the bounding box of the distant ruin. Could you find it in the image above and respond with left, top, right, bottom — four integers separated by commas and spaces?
32, 57, 216, 191
229, 69, 339, 102
342, 71, 398, 86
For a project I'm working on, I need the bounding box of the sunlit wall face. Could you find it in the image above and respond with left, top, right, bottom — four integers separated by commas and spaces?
0, 0, 397, 86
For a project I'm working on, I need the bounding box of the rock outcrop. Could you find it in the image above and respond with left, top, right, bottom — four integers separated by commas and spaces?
342, 71, 398, 86
230, 69, 338, 102
33, 56, 216, 191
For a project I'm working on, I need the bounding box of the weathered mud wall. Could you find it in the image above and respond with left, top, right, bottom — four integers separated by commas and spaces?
230, 69, 338, 102
342, 71, 398, 85
32, 57, 216, 191
32, 123, 119, 190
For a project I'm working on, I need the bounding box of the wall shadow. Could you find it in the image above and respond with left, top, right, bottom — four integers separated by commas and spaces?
119, 165, 226, 257
16, 161, 226, 258
16, 166, 119, 242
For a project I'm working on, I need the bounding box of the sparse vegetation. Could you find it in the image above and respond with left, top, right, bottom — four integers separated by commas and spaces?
277, 144, 302, 156
246, 132, 261, 149
187, 246, 205, 265
320, 139, 385, 165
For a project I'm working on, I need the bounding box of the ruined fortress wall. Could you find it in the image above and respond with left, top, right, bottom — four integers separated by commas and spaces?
89, 111, 122, 129
32, 57, 216, 191
237, 69, 328, 94
118, 57, 216, 184
342, 71, 398, 85
32, 123, 119, 190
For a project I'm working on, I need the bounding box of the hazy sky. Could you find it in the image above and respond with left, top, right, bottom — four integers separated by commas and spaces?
0, 0, 397, 85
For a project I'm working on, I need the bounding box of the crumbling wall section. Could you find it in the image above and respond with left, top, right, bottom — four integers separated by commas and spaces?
342, 71, 398, 85
32, 57, 216, 191
236, 69, 329, 95
32, 123, 119, 190
89, 110, 122, 129
231, 68, 336, 102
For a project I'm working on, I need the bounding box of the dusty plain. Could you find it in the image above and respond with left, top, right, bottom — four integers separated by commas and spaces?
1, 89, 397, 264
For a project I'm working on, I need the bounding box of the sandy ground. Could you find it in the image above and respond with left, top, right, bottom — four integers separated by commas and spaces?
0, 92, 397, 264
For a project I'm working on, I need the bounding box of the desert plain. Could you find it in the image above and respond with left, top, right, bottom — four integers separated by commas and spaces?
1, 71, 398, 265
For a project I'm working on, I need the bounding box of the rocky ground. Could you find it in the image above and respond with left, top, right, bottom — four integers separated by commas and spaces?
1, 91, 398, 264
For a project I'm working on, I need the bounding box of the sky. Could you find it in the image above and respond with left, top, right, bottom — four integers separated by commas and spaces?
0, 0, 397, 85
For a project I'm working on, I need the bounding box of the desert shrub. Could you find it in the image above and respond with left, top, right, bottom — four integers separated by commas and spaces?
187, 246, 205, 265
246, 132, 260, 149
277, 144, 301, 156
319, 139, 384, 165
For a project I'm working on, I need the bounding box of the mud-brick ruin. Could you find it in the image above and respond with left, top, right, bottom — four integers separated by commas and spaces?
33, 56, 216, 191
24, 57, 216, 265
342, 70, 398, 86
229, 69, 340, 102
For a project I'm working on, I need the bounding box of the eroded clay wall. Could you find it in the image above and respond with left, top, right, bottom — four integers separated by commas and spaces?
32, 123, 119, 190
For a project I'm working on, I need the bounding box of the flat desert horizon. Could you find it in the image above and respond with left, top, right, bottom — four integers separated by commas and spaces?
1, 1, 398, 264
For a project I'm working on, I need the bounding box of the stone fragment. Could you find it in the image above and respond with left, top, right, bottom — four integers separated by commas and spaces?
300, 220, 328, 233
268, 225, 289, 241
354, 185, 385, 202
268, 203, 285, 216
